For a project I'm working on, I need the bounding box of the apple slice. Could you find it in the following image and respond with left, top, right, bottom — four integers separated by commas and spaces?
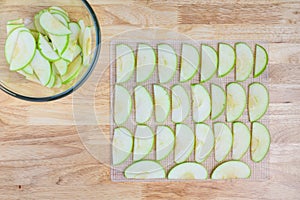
7, 18, 23, 25
171, 85, 190, 123
211, 84, 226, 120
30, 50, 52, 86
248, 82, 269, 122
6, 24, 24, 35
195, 123, 214, 163
69, 22, 80, 41
200, 44, 218, 82
82, 26, 92, 66
175, 124, 194, 163
251, 122, 270, 162
180, 44, 199, 82
157, 43, 177, 83
49, 6, 69, 17
211, 161, 251, 179
235, 43, 253, 81
134, 86, 153, 123
46, 70, 56, 88
9, 31, 36, 71
116, 44, 135, 83
53, 59, 68, 76
34, 12, 46, 35
78, 19, 85, 47
254, 44, 268, 78
191, 84, 211, 122
232, 122, 250, 160
114, 85, 132, 125
156, 126, 174, 160
22, 65, 34, 75
38, 33, 60, 61
49, 34, 69, 55
226, 82, 246, 122
214, 122, 232, 162
168, 162, 208, 180
133, 125, 154, 161
112, 127, 133, 165
5, 27, 29, 64
218, 43, 235, 77
53, 75, 62, 88
52, 13, 68, 26
39, 11, 71, 35
136, 43, 156, 83
61, 40, 77, 62
153, 85, 170, 123
61, 55, 82, 84
124, 160, 165, 179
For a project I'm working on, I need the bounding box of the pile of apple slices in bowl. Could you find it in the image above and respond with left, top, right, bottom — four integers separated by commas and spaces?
112, 41, 270, 180
4, 6, 92, 88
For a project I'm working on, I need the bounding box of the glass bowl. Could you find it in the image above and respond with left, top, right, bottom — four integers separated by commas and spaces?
0, 0, 101, 102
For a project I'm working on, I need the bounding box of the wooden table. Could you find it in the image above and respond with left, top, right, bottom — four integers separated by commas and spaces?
0, 0, 300, 199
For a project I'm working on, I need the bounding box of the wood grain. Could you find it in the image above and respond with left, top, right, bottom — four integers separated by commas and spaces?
0, 0, 300, 199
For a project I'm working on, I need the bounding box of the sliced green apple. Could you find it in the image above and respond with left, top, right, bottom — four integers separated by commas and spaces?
248, 82, 269, 122
6, 24, 24, 35
171, 84, 190, 123
82, 26, 92, 66
226, 82, 246, 122
69, 22, 80, 41
52, 13, 68, 26
156, 126, 174, 160
34, 12, 46, 35
53, 59, 68, 76
136, 43, 156, 83
10, 31, 36, 71
116, 44, 135, 83
175, 124, 194, 163
114, 85, 132, 125
61, 55, 82, 84
211, 84, 226, 120
254, 44, 268, 78
214, 122, 232, 162
195, 123, 214, 163
49, 6, 69, 17
22, 65, 34, 75
49, 34, 69, 55
53, 75, 62, 88
251, 122, 270, 162
7, 18, 23, 25
232, 122, 250, 160
5, 27, 29, 64
218, 43, 235, 77
168, 162, 207, 180
30, 50, 52, 86
180, 43, 199, 82
211, 161, 251, 179
61, 40, 77, 62
112, 127, 133, 165
157, 43, 177, 83
134, 86, 153, 123
39, 11, 71, 35
133, 125, 154, 161
38, 33, 60, 61
200, 44, 218, 82
124, 160, 165, 179
235, 42, 253, 81
153, 84, 170, 123
78, 19, 85, 48
46, 70, 56, 88
191, 84, 211, 122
